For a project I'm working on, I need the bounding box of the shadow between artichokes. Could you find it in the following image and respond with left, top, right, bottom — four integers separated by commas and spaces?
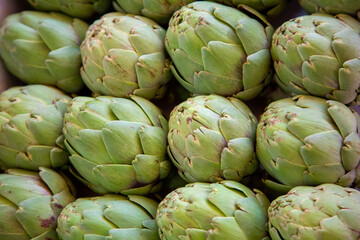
63, 95, 171, 195
268, 184, 360, 240
57, 194, 159, 240
168, 95, 259, 183
80, 13, 171, 100
0, 167, 76, 240
0, 85, 71, 171
156, 181, 270, 240
256, 95, 360, 190
0, 11, 88, 93
165, 1, 274, 101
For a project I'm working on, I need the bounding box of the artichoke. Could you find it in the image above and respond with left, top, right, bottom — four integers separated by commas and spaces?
80, 13, 171, 100
0, 167, 76, 240
166, 1, 273, 101
212, 0, 288, 17
113, 0, 196, 25
27, 0, 112, 19
256, 95, 360, 190
0, 85, 71, 171
63, 95, 171, 195
271, 14, 360, 104
298, 0, 360, 19
0, 11, 88, 93
168, 95, 258, 183
268, 184, 360, 240
156, 181, 270, 240
57, 195, 159, 240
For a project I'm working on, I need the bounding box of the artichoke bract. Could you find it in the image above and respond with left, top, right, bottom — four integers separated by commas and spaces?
0, 167, 76, 240
168, 95, 258, 183
271, 14, 360, 104
256, 95, 360, 190
63, 95, 171, 195
268, 184, 360, 240
113, 0, 196, 25
57, 195, 159, 240
166, 1, 273, 101
27, 0, 112, 19
0, 11, 88, 93
0, 85, 71, 171
80, 13, 171, 100
213, 0, 288, 17
298, 0, 360, 19
156, 181, 270, 240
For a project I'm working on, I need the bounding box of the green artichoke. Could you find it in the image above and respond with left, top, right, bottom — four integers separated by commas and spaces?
298, 0, 360, 19
268, 184, 360, 240
256, 95, 360, 190
57, 195, 159, 240
168, 95, 258, 183
156, 181, 270, 240
212, 0, 288, 17
271, 14, 360, 104
80, 13, 171, 100
63, 95, 171, 195
166, 1, 273, 101
0, 85, 71, 171
0, 167, 76, 240
0, 11, 88, 93
113, 0, 196, 25
27, 0, 112, 19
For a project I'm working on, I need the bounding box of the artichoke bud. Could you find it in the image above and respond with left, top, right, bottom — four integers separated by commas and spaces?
80, 13, 171, 100
0, 85, 72, 171
298, 0, 360, 19
0, 167, 76, 240
256, 95, 360, 188
166, 1, 274, 101
168, 94, 259, 183
212, 0, 289, 17
156, 181, 270, 240
113, 0, 197, 25
63, 95, 171, 195
268, 184, 360, 240
0, 11, 89, 93
27, 0, 112, 19
271, 13, 360, 104
57, 194, 160, 240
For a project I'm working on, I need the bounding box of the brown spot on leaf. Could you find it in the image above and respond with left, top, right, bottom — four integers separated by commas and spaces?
53, 203, 63, 209
40, 215, 56, 228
